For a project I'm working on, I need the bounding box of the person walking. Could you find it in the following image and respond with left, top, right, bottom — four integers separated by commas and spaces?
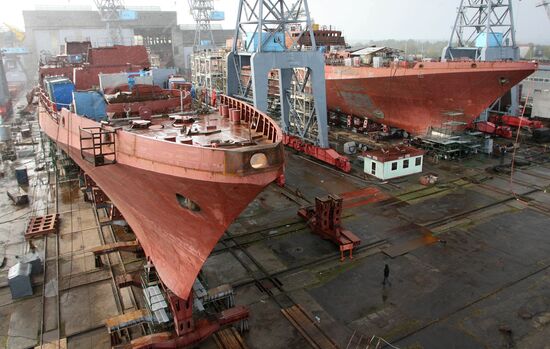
382, 263, 391, 286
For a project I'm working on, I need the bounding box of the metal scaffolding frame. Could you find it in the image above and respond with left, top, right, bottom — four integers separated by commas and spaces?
226, 0, 329, 148
417, 111, 482, 161
188, 0, 216, 50
443, 0, 518, 61
449, 0, 516, 54
191, 50, 227, 94
93, 0, 126, 46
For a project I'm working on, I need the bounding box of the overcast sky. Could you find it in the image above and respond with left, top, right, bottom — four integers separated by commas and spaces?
1, 0, 549, 44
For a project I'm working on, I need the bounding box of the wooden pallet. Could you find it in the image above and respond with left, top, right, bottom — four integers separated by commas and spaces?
213, 327, 249, 349
105, 309, 148, 332
89, 240, 141, 255
281, 305, 339, 349
25, 214, 60, 240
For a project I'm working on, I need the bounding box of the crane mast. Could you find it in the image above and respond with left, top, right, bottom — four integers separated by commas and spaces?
93, 0, 126, 45
188, 0, 216, 50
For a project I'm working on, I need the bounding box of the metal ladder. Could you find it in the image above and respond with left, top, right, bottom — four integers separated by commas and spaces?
79, 127, 117, 166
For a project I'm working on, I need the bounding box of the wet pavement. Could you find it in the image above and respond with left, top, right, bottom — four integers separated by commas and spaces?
202, 148, 550, 348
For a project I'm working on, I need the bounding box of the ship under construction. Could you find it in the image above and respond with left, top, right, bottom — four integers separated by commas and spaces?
1, 0, 550, 349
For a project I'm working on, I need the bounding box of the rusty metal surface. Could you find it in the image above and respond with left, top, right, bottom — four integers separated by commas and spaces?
298, 195, 361, 261
25, 214, 59, 240
87, 45, 149, 67
39, 94, 284, 182
325, 61, 537, 135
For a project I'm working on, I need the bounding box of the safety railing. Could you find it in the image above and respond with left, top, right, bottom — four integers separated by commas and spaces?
39, 89, 73, 123
219, 95, 282, 144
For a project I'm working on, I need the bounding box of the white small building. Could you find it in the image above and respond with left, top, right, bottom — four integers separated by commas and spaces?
362, 146, 425, 180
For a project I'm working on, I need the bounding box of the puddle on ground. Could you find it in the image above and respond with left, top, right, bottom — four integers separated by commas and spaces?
60, 182, 81, 204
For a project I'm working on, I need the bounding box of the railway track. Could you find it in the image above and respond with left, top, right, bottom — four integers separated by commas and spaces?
38, 135, 61, 348
91, 197, 139, 313
221, 229, 347, 349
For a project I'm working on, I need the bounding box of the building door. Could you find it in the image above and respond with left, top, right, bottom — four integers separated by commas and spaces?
371, 162, 376, 175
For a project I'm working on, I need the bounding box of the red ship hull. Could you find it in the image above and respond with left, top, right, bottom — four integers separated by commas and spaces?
325, 61, 537, 135
39, 95, 284, 300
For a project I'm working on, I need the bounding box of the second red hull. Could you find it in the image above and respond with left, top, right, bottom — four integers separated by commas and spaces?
325, 61, 537, 135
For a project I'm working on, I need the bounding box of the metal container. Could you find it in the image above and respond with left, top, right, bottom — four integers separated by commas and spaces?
221, 105, 230, 118
230, 109, 241, 124
15, 167, 29, 186
0, 125, 11, 141
8, 262, 33, 299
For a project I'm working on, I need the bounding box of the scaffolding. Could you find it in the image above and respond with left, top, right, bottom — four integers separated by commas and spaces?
416, 111, 482, 161
289, 68, 318, 144
190, 50, 227, 95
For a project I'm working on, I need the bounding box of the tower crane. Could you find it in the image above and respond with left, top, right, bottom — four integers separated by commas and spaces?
537, 1, 550, 21
443, 0, 520, 116
187, 0, 216, 50
93, 0, 126, 45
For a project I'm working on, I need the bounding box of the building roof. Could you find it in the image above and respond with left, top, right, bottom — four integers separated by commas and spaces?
350, 46, 402, 56
363, 145, 425, 163
23, 10, 177, 30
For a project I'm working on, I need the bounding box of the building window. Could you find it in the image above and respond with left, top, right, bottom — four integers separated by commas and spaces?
371, 162, 376, 175
415, 157, 422, 167
403, 159, 409, 169
391, 162, 397, 171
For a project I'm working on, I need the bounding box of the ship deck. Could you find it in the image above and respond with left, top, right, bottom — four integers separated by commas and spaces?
123, 112, 271, 148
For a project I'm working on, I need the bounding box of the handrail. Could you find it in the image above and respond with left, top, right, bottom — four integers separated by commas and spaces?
218, 95, 283, 144
39, 89, 72, 120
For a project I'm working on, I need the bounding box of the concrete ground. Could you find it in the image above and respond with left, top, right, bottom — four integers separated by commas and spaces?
201, 146, 550, 349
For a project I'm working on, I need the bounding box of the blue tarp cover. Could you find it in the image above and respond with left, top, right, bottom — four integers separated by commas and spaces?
73, 91, 107, 122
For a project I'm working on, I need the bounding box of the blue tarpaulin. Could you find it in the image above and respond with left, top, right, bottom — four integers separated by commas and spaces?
51, 81, 75, 111
73, 91, 107, 122
44, 77, 74, 111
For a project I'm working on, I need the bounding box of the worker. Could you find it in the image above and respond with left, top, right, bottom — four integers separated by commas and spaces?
382, 263, 391, 286
211, 89, 217, 107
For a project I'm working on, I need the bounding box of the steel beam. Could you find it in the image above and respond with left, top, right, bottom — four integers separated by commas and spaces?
227, 0, 329, 148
